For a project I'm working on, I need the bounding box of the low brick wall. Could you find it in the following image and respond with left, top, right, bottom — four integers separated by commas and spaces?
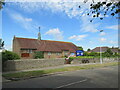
71, 58, 100, 64
3, 58, 119, 72
102, 58, 119, 62
3, 58, 65, 72
71, 58, 119, 64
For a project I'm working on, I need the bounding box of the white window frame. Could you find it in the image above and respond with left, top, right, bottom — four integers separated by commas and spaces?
29, 50, 32, 53
27, 49, 32, 53
48, 52, 51, 55
56, 52, 60, 55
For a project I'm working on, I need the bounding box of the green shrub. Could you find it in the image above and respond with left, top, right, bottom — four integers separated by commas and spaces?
84, 52, 100, 57
64, 56, 74, 64
69, 57, 74, 62
76, 56, 94, 58
83, 52, 89, 56
2, 50, 20, 63
34, 51, 44, 59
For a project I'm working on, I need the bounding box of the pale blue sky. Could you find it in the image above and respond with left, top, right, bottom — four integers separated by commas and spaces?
2, 1, 119, 51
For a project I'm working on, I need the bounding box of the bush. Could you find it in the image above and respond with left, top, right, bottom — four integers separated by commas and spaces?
64, 56, 74, 64
84, 52, 99, 57
68, 57, 74, 63
76, 56, 94, 58
83, 52, 89, 56
2, 50, 20, 63
34, 51, 44, 59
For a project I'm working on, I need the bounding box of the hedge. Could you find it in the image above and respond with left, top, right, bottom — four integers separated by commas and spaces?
2, 50, 20, 63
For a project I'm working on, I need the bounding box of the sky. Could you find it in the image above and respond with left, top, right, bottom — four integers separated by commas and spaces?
1, 0, 119, 51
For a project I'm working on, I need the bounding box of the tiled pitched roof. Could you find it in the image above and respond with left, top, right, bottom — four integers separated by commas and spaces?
14, 37, 78, 52
110, 48, 119, 53
89, 47, 109, 52
92, 47, 108, 52
88, 47, 119, 53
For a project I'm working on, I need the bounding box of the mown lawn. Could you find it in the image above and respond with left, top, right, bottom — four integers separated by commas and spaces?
3, 62, 119, 79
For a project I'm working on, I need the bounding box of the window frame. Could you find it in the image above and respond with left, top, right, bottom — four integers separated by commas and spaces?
48, 52, 52, 55
56, 52, 61, 55
27, 49, 32, 53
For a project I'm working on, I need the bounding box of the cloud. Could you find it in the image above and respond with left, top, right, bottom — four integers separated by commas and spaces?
89, 41, 93, 43
99, 14, 109, 18
6, 0, 113, 20
25, 18, 32, 22
11, 13, 33, 22
8, 1, 91, 19
7, 1, 100, 33
109, 40, 118, 44
68, 34, 88, 41
99, 38, 106, 42
80, 16, 99, 33
100, 32, 106, 36
45, 28, 63, 40
105, 25, 120, 30
4, 44, 12, 51
6, 9, 39, 33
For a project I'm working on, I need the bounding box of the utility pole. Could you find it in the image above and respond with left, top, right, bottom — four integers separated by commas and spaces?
100, 46, 102, 64
100, 30, 103, 64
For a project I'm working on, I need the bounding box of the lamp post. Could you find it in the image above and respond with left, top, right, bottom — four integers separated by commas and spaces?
100, 30, 103, 64
100, 46, 102, 64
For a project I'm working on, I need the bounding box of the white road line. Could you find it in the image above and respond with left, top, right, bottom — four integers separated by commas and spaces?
56, 79, 87, 88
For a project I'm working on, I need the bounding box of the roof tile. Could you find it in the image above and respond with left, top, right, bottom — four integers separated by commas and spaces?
15, 37, 78, 52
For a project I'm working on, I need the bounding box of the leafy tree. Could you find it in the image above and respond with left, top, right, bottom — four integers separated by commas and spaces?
79, 0, 120, 22
106, 48, 113, 55
0, 0, 5, 10
0, 39, 4, 48
1, 41, 4, 47
113, 52, 119, 57
87, 48, 91, 51
34, 51, 44, 59
112, 46, 114, 48
78, 46, 83, 51
103, 48, 113, 57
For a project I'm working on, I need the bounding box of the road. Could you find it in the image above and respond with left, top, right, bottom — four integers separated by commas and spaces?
2, 66, 118, 88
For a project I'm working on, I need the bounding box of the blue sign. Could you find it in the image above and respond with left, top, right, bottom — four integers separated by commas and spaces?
76, 50, 84, 56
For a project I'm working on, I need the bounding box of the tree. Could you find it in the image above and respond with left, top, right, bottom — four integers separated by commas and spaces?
103, 48, 113, 57
106, 48, 113, 55
78, 46, 83, 51
79, 0, 120, 22
0, 39, 4, 49
1, 41, 4, 47
0, 0, 5, 10
112, 46, 114, 48
34, 51, 44, 59
87, 48, 91, 51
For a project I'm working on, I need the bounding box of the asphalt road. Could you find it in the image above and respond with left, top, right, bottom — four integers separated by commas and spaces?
2, 66, 119, 88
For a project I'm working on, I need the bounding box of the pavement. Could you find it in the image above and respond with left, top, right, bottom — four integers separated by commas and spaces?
2, 63, 98, 83
3, 63, 98, 74
2, 65, 119, 88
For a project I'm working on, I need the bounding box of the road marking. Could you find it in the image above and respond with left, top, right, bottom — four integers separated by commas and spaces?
56, 79, 87, 88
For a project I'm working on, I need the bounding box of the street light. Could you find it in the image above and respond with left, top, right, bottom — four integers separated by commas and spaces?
100, 46, 102, 64
100, 30, 103, 64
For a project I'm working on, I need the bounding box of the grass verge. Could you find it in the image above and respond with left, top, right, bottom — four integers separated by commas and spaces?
3, 62, 119, 80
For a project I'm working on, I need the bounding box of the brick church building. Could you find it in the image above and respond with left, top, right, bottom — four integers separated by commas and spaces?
13, 31, 78, 59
